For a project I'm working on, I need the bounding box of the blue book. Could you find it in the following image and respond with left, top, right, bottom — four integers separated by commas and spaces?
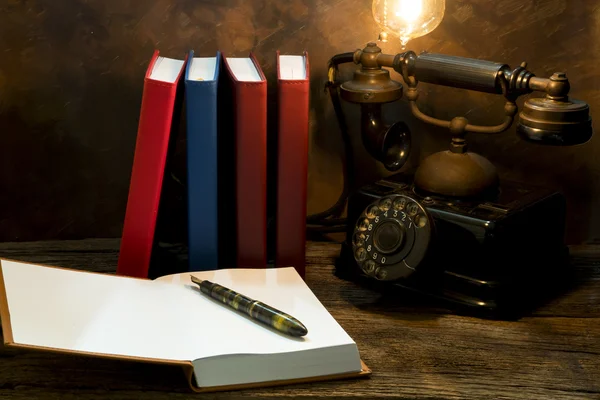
184, 50, 221, 271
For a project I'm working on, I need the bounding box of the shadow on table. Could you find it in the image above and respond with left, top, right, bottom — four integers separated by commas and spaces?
331, 275, 451, 323
331, 253, 584, 323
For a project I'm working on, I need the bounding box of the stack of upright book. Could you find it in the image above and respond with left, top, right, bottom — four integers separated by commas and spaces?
115, 49, 311, 280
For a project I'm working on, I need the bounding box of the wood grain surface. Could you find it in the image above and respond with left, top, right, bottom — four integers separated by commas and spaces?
1, 239, 599, 399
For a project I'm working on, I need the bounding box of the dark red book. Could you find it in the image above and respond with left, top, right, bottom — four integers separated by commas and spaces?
222, 54, 268, 269
274, 51, 310, 278
116, 50, 187, 278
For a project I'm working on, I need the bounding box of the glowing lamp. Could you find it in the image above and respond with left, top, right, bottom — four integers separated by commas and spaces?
372, 0, 445, 47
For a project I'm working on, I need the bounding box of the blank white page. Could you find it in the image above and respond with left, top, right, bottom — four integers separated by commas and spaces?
188, 57, 217, 81
149, 56, 185, 83
155, 267, 358, 361
1, 260, 357, 364
226, 57, 262, 82
279, 55, 306, 80
1, 260, 209, 361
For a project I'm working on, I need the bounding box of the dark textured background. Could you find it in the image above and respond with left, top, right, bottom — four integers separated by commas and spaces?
0, 0, 598, 244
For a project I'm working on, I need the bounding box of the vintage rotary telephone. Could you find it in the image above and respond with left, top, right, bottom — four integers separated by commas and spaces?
328, 42, 593, 317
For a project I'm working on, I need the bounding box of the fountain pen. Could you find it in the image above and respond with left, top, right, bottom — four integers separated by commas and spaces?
190, 275, 308, 337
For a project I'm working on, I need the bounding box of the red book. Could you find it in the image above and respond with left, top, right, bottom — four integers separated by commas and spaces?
222, 54, 268, 269
275, 51, 310, 278
116, 50, 187, 278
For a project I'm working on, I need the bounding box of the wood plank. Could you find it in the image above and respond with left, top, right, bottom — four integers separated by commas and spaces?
0, 239, 599, 398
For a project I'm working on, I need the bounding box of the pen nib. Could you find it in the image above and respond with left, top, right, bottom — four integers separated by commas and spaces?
190, 275, 203, 285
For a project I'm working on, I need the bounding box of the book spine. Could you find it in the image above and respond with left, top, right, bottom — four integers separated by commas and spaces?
185, 63, 220, 272
234, 68, 268, 269
117, 55, 183, 278
275, 53, 310, 278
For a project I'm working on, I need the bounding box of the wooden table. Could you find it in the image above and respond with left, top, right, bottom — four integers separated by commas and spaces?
1, 239, 599, 399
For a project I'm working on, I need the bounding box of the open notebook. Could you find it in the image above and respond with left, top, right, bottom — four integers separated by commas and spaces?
0, 258, 369, 392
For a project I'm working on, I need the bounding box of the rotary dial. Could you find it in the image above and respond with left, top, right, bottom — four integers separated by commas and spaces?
351, 194, 432, 281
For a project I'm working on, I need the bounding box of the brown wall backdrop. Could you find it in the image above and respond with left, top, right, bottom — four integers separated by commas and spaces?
0, 0, 598, 244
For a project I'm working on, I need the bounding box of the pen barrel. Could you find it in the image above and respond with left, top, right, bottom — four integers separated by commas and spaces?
200, 281, 307, 336
199, 281, 255, 311
248, 301, 308, 337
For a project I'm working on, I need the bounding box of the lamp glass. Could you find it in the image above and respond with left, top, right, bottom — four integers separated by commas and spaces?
372, 0, 445, 47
